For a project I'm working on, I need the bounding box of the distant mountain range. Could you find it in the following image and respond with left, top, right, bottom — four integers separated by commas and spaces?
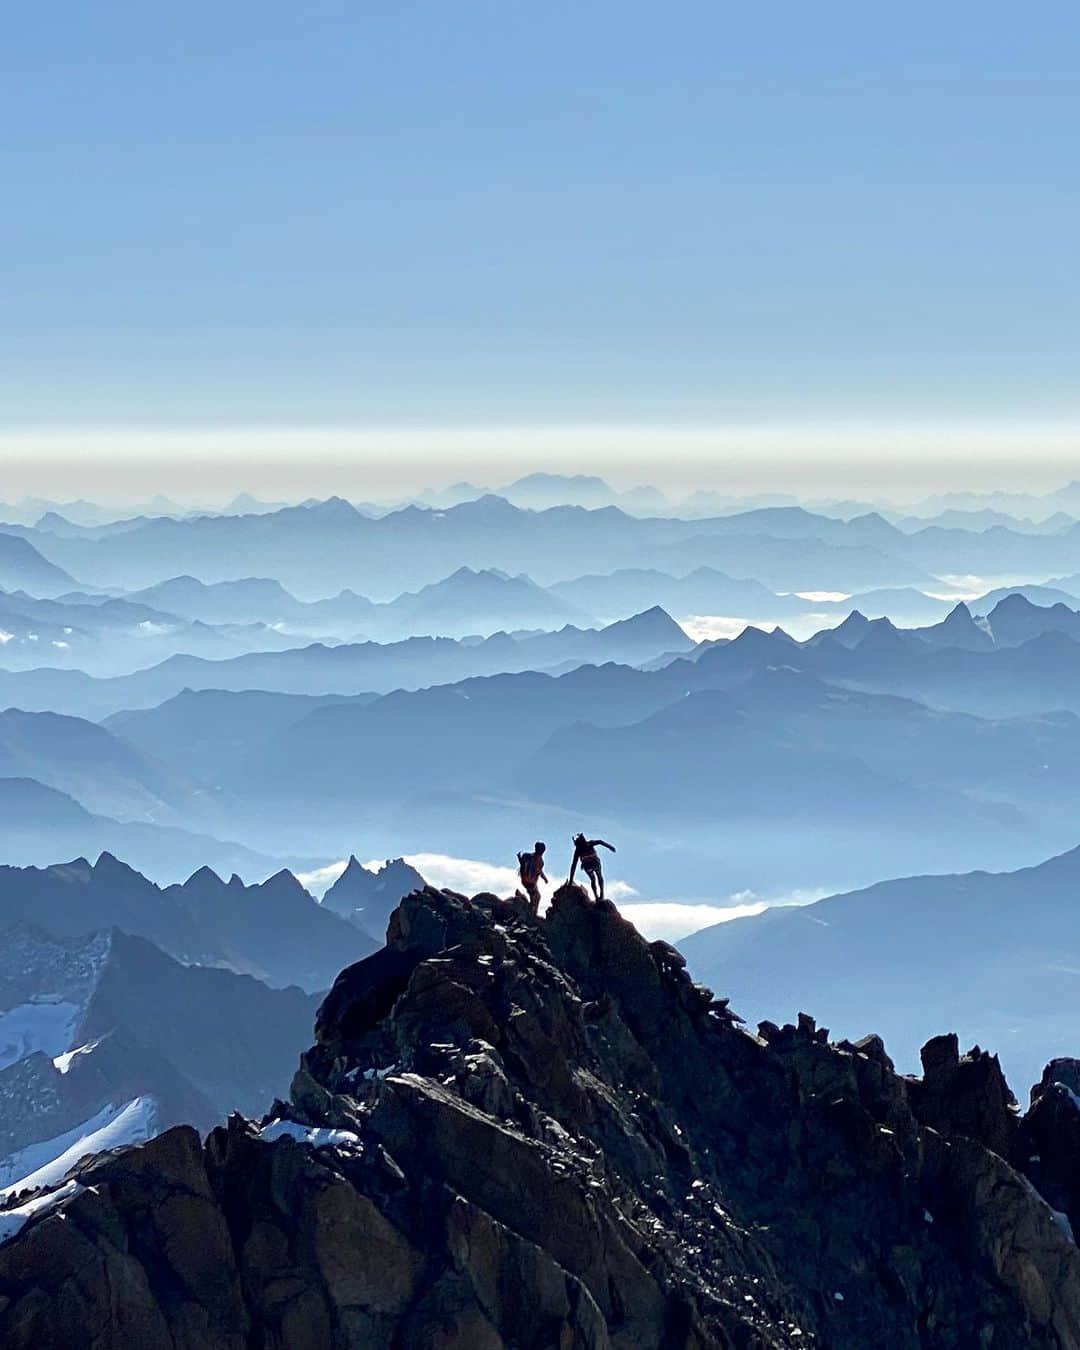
492, 473, 669, 514
6, 590, 1080, 891
0, 606, 691, 718
105, 688, 378, 785
902, 478, 1080, 523
549, 566, 806, 623
0, 707, 214, 827
9, 496, 946, 596
383, 566, 591, 636
0, 534, 78, 598
19, 493, 1080, 653
0, 852, 374, 991
2, 566, 593, 649
162, 592, 1080, 890
129, 573, 378, 628
680, 840, 1080, 1096
0, 583, 309, 676
0, 777, 300, 884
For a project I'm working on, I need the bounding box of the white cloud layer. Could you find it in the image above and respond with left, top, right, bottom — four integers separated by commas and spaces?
299, 852, 827, 943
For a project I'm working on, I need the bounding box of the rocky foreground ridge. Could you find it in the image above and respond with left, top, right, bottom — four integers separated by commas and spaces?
3, 883, 1080, 1347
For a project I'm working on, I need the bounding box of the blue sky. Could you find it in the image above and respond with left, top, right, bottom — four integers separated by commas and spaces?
2, 2, 1079, 492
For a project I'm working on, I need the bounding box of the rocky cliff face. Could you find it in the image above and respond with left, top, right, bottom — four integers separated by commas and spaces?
2, 883, 1080, 1348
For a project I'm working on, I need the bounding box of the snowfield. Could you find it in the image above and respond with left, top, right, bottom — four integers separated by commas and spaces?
0, 999, 81, 1071
0, 1096, 159, 1199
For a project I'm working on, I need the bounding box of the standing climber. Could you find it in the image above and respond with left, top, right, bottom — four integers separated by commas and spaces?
517, 841, 548, 915
569, 833, 616, 902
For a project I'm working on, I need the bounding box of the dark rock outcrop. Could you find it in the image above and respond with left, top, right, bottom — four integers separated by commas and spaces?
2, 882, 1080, 1347
906, 1031, 1019, 1158
1018, 1060, 1080, 1243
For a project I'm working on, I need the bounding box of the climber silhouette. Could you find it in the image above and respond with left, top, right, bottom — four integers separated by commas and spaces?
517, 841, 548, 915
569, 833, 616, 902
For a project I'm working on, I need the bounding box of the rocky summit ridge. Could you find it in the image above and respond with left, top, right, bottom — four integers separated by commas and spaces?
3, 882, 1080, 1347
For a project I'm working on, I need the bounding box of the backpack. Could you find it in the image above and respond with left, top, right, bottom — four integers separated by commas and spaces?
519, 851, 540, 883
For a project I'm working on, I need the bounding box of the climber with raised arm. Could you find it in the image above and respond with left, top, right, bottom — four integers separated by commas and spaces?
569, 833, 616, 902
517, 840, 548, 915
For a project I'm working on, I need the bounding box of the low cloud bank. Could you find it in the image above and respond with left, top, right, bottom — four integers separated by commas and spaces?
300, 852, 828, 944
617, 901, 767, 941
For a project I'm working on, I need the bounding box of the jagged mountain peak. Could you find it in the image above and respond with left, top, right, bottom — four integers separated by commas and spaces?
182, 863, 225, 889
322, 855, 427, 939
851, 614, 906, 650
824, 608, 872, 647
991, 590, 1039, 612
730, 622, 795, 649
259, 867, 308, 895
5, 883, 1080, 1347
303, 495, 361, 520
604, 604, 685, 637
91, 851, 143, 882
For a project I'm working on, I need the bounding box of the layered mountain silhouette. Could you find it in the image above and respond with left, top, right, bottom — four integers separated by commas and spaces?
549, 565, 805, 623
0, 607, 688, 719
0, 534, 78, 598
127, 567, 593, 639
130, 574, 350, 626
7, 591, 1079, 892
0, 707, 213, 826
104, 688, 378, 785
381, 566, 591, 636
187, 606, 1080, 888
15, 496, 945, 595
0, 585, 305, 675
0, 852, 374, 991
0, 778, 296, 884
494, 471, 665, 512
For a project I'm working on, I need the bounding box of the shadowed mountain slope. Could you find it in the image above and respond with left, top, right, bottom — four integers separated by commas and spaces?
321, 856, 427, 942
0, 534, 78, 597
0, 924, 318, 1193
0, 853, 375, 992
0, 778, 296, 885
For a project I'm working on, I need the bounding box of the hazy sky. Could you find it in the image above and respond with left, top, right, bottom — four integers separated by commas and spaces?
3, 1, 1079, 494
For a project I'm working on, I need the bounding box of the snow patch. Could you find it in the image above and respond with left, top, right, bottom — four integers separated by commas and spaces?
53, 1038, 103, 1074
0, 1180, 84, 1245
0, 1000, 81, 1071
1053, 1082, 1080, 1112
0, 1097, 159, 1197
258, 1119, 361, 1149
